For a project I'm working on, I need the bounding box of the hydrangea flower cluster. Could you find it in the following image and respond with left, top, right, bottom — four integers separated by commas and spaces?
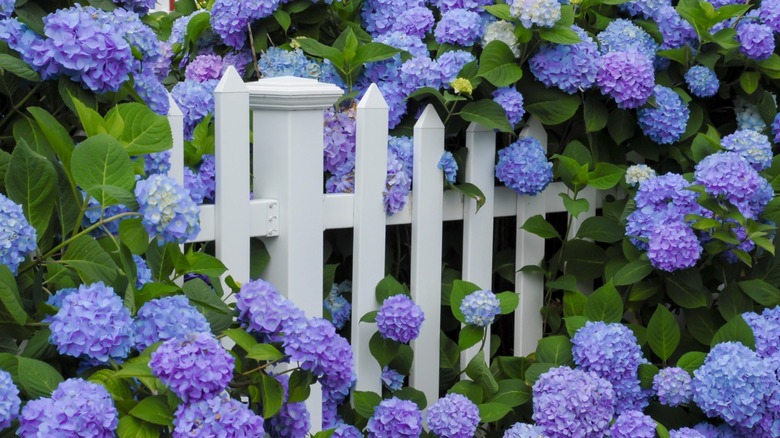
482, 21, 520, 57
133, 254, 152, 288
393, 7, 435, 37
654, 366, 693, 407
493, 87, 526, 125
133, 65, 171, 115
171, 79, 218, 140
721, 130, 772, 171
495, 136, 553, 196
649, 219, 702, 272
670, 428, 707, 438
597, 19, 658, 63
81, 196, 129, 236
0, 193, 37, 274
150, 332, 235, 402
49, 282, 133, 362
362, 0, 426, 36
619, 0, 669, 18
0, 0, 13, 18
145, 151, 171, 175
637, 85, 689, 144
434, 9, 484, 46
532, 366, 615, 436
381, 366, 405, 391
760, 0, 780, 32
572, 321, 649, 412
268, 374, 311, 437
366, 397, 423, 437
685, 66, 719, 98
510, 0, 561, 28
324, 106, 357, 177
597, 51, 655, 109
743, 306, 780, 361
503, 423, 543, 437
655, 6, 696, 49
258, 47, 322, 79
236, 279, 306, 340
210, 0, 280, 49
132, 295, 211, 351
185, 154, 217, 205
694, 152, 770, 220
610, 410, 657, 438
376, 294, 425, 343
0, 369, 19, 430
324, 280, 352, 330
736, 22, 775, 60
438, 151, 458, 184
185, 54, 224, 82
173, 392, 265, 437
460, 290, 501, 327
135, 174, 201, 244
529, 25, 599, 94
18, 378, 118, 437
735, 99, 767, 132
284, 317, 356, 392
426, 393, 480, 438
437, 50, 476, 84
385, 137, 414, 214
625, 164, 656, 186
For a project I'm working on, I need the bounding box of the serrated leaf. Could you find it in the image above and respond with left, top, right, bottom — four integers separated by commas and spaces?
612, 259, 654, 286
676, 351, 706, 373
71, 134, 135, 207
711, 315, 755, 349
261, 373, 285, 418
369, 331, 400, 367
353, 390, 382, 418
477, 402, 512, 422
105, 103, 173, 155
535, 336, 573, 366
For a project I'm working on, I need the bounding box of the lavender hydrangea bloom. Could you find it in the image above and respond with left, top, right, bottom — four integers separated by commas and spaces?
49, 282, 133, 362
199, 154, 216, 203
737, 22, 775, 60
108, 8, 162, 63
431, 0, 492, 12
434, 9, 484, 46
760, 0, 780, 33
694, 152, 766, 219
510, 0, 561, 28
171, 79, 218, 140
0, 193, 37, 274
654, 367, 693, 407
495, 137, 553, 196
721, 130, 772, 171
597, 19, 658, 63
436, 50, 476, 84
150, 332, 234, 402
236, 279, 306, 340
133, 254, 152, 288
325, 281, 352, 330
773, 113, 780, 144
0, 370, 20, 429
532, 366, 615, 437
211, 0, 280, 49
362, 0, 426, 35
597, 51, 655, 109
493, 87, 525, 126
134, 65, 170, 115
685, 66, 719, 98
637, 85, 689, 144
82, 195, 129, 236
692, 422, 739, 438
186, 54, 224, 82
18, 379, 118, 437
268, 374, 311, 437
173, 392, 265, 437
285, 318, 355, 391
0, 0, 13, 18
634, 173, 699, 211
381, 366, 405, 391
133, 295, 211, 351
333, 424, 364, 437
392, 7, 435, 37
426, 393, 480, 438
376, 294, 425, 343
326, 173, 356, 193
184, 166, 208, 204
529, 25, 599, 94
610, 410, 657, 438
323, 106, 357, 177
223, 50, 253, 77
366, 397, 423, 437
625, 164, 656, 186
743, 306, 780, 361
0, 18, 55, 78
145, 150, 171, 175
649, 219, 701, 271
503, 423, 543, 437
692, 342, 780, 428
655, 6, 696, 49
385, 142, 413, 214
460, 290, 501, 327
619, 0, 669, 18
438, 151, 458, 184
671, 428, 707, 438
113, 0, 156, 14
135, 174, 201, 244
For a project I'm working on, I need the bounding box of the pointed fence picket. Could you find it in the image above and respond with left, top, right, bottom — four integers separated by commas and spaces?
168, 68, 606, 430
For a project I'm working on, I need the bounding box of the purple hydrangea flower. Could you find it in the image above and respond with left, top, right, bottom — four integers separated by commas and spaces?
510, 0, 561, 28
324, 106, 357, 176
438, 151, 458, 184
597, 19, 658, 63
133, 65, 170, 115
268, 374, 311, 437
760, 0, 780, 33
385, 140, 413, 214
333, 424, 364, 437
0, 18, 55, 78
108, 8, 162, 63
133, 254, 152, 288
113, 0, 156, 14
326, 173, 355, 194
82, 195, 129, 236
692, 422, 739, 438
437, 50, 476, 85
150, 332, 234, 402
401, 56, 443, 92
223, 49, 253, 77
619, 0, 669, 18
325, 281, 352, 330
284, 318, 356, 392
532, 366, 615, 437
258, 47, 321, 79
173, 392, 265, 437
503, 423, 543, 437
610, 410, 657, 438
434, 9, 484, 46
49, 282, 133, 362
743, 306, 780, 361
198, 154, 216, 203
171, 79, 218, 140
133, 295, 211, 351
635, 172, 699, 212
186, 53, 224, 82
0, 193, 37, 274
362, 0, 426, 36
135, 174, 201, 244
529, 25, 599, 94
376, 294, 425, 343
773, 113, 780, 144
694, 152, 767, 219
0, 369, 20, 429
655, 6, 696, 49
381, 366, 405, 391
236, 279, 306, 340
692, 342, 780, 428
495, 136, 553, 196
493, 87, 525, 126
721, 130, 772, 171
18, 378, 118, 437
0, 0, 13, 18
145, 150, 171, 175
460, 290, 501, 327
685, 66, 719, 98
184, 166, 208, 205
637, 85, 689, 144
210, 0, 280, 49
737, 22, 775, 60
654, 367, 693, 407
597, 51, 655, 109
431, 0, 492, 12
649, 219, 701, 271
392, 7, 435, 37
426, 393, 480, 438
671, 428, 707, 438
366, 397, 423, 437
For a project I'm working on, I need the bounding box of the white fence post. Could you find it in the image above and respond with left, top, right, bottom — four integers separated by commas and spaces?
461, 122, 496, 366
410, 105, 445, 407
514, 118, 547, 356
214, 67, 251, 290
352, 84, 388, 395
167, 94, 184, 186
247, 76, 343, 430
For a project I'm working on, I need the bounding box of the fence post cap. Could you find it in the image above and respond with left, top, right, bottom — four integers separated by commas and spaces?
356, 83, 388, 109
167, 92, 183, 117
414, 104, 444, 130
246, 76, 344, 110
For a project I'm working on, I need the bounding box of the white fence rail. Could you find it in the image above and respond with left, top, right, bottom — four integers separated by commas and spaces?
169, 67, 603, 430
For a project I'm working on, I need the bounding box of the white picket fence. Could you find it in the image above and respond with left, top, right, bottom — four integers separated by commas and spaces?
167, 67, 602, 429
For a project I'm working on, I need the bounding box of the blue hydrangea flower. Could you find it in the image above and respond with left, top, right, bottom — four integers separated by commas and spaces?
268, 374, 311, 437
133, 65, 170, 115
692, 342, 780, 428
46, 287, 77, 310
649, 219, 701, 271
721, 130, 772, 171
426, 393, 480, 438
694, 152, 767, 220
173, 392, 265, 437
210, 0, 280, 49
223, 49, 253, 77
113, 0, 156, 14
332, 423, 364, 437
324, 106, 357, 177
597, 19, 658, 63
493, 87, 525, 125
236, 279, 306, 340
184, 166, 208, 205
460, 290, 501, 327
737, 22, 775, 60
692, 422, 739, 438
49, 282, 133, 362
529, 25, 599, 94
326, 173, 355, 194
431, 0, 492, 12
145, 150, 171, 175
671, 428, 707, 438
610, 410, 657, 438
135, 174, 201, 244
171, 79, 218, 140
773, 113, 780, 144
625, 164, 656, 186
743, 306, 780, 361
735, 99, 767, 132
510, 0, 561, 28
366, 397, 422, 437
108, 8, 162, 63
19, 379, 118, 436
438, 151, 458, 184
482, 21, 520, 57
133, 254, 152, 289
654, 367, 693, 407
325, 281, 352, 330
619, 0, 669, 18
82, 194, 129, 236
685, 66, 719, 98
0, 0, 13, 18
168, 10, 215, 50
0, 18, 56, 79
400, 56, 443, 93
655, 6, 696, 49
503, 423, 543, 437
532, 366, 615, 437
434, 9, 484, 46
436, 50, 475, 85
495, 136, 553, 196
0, 369, 20, 430
385, 141, 413, 214
376, 294, 425, 343
760, 0, 780, 33
634, 172, 699, 212
133, 295, 211, 351
0, 193, 37, 274
186, 53, 224, 82
150, 332, 234, 402
637, 85, 689, 144
285, 317, 355, 392
258, 47, 321, 79
392, 7, 435, 38
597, 51, 655, 109
381, 366, 405, 391
362, 0, 426, 36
